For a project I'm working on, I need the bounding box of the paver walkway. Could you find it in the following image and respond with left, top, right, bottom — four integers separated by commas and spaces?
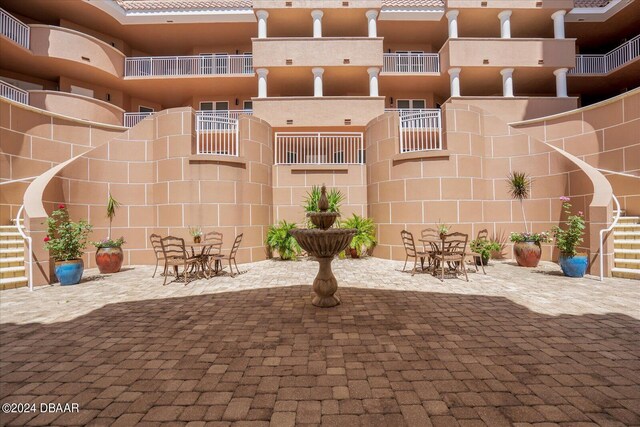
1, 259, 639, 426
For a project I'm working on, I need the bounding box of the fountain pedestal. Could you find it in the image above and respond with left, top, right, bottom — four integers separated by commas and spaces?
312, 257, 340, 307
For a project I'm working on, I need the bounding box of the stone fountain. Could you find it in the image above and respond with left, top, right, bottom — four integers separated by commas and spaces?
290, 185, 356, 307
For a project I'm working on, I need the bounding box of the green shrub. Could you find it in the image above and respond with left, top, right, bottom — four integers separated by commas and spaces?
44, 205, 92, 262
341, 214, 377, 257
266, 220, 302, 260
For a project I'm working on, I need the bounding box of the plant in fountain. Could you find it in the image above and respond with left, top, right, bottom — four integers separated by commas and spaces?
44, 204, 92, 285
303, 185, 344, 228
552, 196, 588, 277
93, 193, 126, 274
266, 220, 302, 260
290, 185, 356, 307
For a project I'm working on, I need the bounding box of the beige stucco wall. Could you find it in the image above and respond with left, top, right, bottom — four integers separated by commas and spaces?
29, 91, 124, 126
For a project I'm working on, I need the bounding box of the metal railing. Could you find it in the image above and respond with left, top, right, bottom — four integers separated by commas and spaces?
124, 112, 153, 127
600, 194, 620, 282
388, 109, 443, 153
0, 80, 29, 104
15, 205, 33, 292
125, 54, 254, 77
571, 35, 640, 75
0, 8, 30, 49
382, 53, 440, 74
196, 109, 253, 121
196, 111, 240, 156
275, 132, 364, 165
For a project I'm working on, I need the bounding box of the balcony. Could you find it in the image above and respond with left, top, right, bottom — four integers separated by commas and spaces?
0, 8, 29, 49
0, 80, 28, 104
441, 38, 576, 69
570, 35, 639, 75
125, 55, 254, 78
194, 110, 253, 156
252, 38, 383, 68
382, 53, 440, 74
274, 132, 364, 165
385, 109, 443, 153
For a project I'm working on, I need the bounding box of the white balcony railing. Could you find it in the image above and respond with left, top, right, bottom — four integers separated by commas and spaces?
196, 109, 253, 121
275, 132, 364, 165
382, 53, 440, 74
571, 35, 640, 75
0, 80, 29, 104
386, 109, 442, 153
0, 8, 30, 49
124, 112, 153, 127
125, 55, 253, 77
196, 111, 246, 156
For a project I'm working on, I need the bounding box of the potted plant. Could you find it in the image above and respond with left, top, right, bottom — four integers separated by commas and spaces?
552, 196, 588, 277
303, 185, 344, 228
436, 221, 450, 239
509, 231, 550, 267
93, 194, 125, 274
189, 226, 203, 243
44, 204, 92, 285
469, 239, 501, 266
266, 220, 302, 260
341, 214, 377, 258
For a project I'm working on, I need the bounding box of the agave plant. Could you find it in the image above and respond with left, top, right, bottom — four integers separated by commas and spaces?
341, 214, 377, 257
266, 220, 302, 260
506, 171, 532, 233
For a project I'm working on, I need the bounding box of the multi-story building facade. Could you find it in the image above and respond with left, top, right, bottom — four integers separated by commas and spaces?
0, 0, 638, 288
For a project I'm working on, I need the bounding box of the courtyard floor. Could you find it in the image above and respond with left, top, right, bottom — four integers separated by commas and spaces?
0, 258, 639, 426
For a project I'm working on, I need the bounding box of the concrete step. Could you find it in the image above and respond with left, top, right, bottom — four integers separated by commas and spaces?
614, 257, 640, 268
613, 231, 640, 240
0, 256, 25, 267
613, 224, 640, 231
0, 265, 26, 279
616, 216, 639, 224
0, 225, 20, 230
0, 231, 22, 241
0, 239, 24, 248
0, 247, 24, 256
614, 239, 640, 249
0, 276, 28, 290
614, 248, 640, 259
611, 267, 640, 280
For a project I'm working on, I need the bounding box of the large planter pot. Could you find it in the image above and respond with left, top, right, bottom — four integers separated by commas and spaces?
558, 253, 588, 278
513, 241, 542, 267
55, 259, 84, 285
95, 246, 124, 274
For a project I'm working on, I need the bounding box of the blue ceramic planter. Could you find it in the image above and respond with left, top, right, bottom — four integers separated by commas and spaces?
55, 259, 84, 285
558, 254, 588, 278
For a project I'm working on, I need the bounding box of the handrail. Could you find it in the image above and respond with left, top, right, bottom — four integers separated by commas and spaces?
0, 80, 29, 104
600, 194, 620, 282
15, 205, 33, 292
0, 176, 39, 185
0, 7, 30, 49
571, 34, 640, 74
596, 168, 640, 179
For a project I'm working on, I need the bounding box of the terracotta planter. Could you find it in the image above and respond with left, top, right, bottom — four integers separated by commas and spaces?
349, 247, 359, 258
95, 246, 124, 274
513, 241, 541, 267
193, 236, 201, 244
55, 259, 84, 285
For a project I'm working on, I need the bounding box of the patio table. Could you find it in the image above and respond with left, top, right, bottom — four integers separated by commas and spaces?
185, 242, 218, 279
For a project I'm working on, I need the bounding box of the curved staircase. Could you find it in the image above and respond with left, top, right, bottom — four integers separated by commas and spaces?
0, 220, 28, 290
612, 212, 640, 280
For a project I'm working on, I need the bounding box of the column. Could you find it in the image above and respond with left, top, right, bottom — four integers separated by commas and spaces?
312, 68, 324, 97
498, 10, 512, 39
311, 10, 323, 38
366, 10, 378, 38
368, 67, 379, 97
448, 68, 461, 97
257, 68, 269, 98
500, 68, 514, 97
551, 10, 566, 39
257, 10, 269, 39
446, 10, 459, 38
554, 68, 568, 97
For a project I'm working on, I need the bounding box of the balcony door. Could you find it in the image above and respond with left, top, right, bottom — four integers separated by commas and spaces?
397, 99, 426, 110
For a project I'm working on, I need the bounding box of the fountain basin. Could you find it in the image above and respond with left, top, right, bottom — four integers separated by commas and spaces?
290, 228, 355, 257
307, 212, 340, 230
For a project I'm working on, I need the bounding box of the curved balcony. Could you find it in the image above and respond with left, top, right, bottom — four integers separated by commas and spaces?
125, 55, 253, 78
29, 90, 124, 125
29, 25, 124, 78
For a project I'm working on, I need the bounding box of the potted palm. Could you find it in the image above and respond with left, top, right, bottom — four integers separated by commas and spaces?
552, 196, 588, 277
341, 214, 377, 258
266, 220, 302, 260
44, 204, 92, 285
93, 194, 125, 274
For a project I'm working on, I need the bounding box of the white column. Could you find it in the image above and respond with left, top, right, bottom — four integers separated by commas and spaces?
446, 10, 459, 38
366, 10, 378, 38
448, 67, 461, 97
498, 10, 512, 39
257, 68, 269, 98
312, 68, 324, 97
311, 10, 323, 38
554, 68, 568, 97
367, 67, 379, 97
551, 10, 566, 39
500, 68, 514, 97
256, 10, 269, 39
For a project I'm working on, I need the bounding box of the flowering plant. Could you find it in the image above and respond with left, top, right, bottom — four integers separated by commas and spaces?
189, 226, 203, 237
509, 231, 550, 244
93, 237, 125, 249
552, 197, 585, 257
44, 205, 92, 262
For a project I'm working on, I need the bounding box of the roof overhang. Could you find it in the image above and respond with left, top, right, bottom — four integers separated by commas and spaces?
566, 0, 634, 22
84, 0, 256, 24
378, 7, 445, 20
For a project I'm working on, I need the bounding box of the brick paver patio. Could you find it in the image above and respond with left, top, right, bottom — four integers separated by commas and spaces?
1, 258, 639, 426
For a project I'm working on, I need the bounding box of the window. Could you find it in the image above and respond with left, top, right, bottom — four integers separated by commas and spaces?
139, 106, 154, 113
243, 100, 253, 110
200, 101, 229, 111
397, 99, 426, 110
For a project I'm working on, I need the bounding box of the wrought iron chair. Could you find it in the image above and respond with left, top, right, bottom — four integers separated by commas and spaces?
202, 231, 224, 275
420, 228, 440, 271
401, 230, 428, 276
212, 233, 243, 277
150, 234, 165, 278
431, 232, 469, 282
467, 229, 489, 275
160, 236, 201, 285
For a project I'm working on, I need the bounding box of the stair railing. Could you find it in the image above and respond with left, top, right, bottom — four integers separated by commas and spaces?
15, 204, 33, 291
600, 194, 620, 282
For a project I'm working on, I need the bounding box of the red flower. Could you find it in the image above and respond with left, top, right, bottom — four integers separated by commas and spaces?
58, 204, 65, 209
44, 236, 50, 242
